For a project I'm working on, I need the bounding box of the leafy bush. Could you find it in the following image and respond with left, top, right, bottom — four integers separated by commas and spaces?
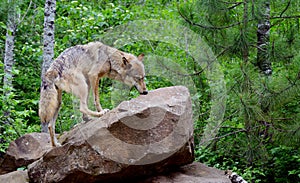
0, 68, 39, 152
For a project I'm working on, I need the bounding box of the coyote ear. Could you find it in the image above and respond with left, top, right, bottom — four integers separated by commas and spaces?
122, 57, 129, 65
137, 53, 145, 62
122, 57, 132, 69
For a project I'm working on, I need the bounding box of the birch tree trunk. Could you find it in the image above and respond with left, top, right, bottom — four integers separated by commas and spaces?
41, 0, 56, 78
257, 0, 272, 75
40, 0, 56, 132
3, 0, 18, 123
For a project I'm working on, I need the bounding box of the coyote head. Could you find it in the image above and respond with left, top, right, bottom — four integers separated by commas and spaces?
122, 53, 148, 95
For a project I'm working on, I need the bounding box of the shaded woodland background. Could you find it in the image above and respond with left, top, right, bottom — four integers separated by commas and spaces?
0, 0, 299, 182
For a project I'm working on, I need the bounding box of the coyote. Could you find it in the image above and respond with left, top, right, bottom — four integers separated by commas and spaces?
39, 41, 148, 147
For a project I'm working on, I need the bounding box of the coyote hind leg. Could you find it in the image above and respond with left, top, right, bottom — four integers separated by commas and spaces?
48, 118, 60, 147
91, 76, 102, 112
48, 89, 62, 147
82, 77, 91, 121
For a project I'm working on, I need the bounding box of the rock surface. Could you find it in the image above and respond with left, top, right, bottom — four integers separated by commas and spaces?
139, 162, 231, 183
28, 86, 195, 183
0, 133, 52, 175
0, 170, 29, 183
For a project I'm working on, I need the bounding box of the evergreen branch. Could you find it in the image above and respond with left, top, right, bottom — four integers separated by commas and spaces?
221, 110, 240, 123
216, 46, 232, 58
198, 110, 210, 118
280, 125, 300, 133
145, 38, 208, 77
269, 120, 298, 133
177, 4, 242, 30
201, 117, 298, 145
292, 126, 300, 136
156, 55, 207, 77
282, 76, 299, 93
211, 128, 247, 140
207, 118, 299, 146
200, 125, 264, 145
251, 0, 255, 18
272, 118, 293, 121
268, 73, 300, 110
151, 39, 224, 77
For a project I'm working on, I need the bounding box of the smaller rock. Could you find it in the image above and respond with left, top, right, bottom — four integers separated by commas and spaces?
139, 162, 230, 183
0, 133, 52, 174
0, 170, 29, 183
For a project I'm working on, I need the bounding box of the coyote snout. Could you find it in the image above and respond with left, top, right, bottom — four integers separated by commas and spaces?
134, 80, 148, 95
39, 41, 148, 147
121, 54, 148, 95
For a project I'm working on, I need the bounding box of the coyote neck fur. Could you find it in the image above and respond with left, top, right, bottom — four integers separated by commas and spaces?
106, 51, 128, 81
107, 58, 123, 81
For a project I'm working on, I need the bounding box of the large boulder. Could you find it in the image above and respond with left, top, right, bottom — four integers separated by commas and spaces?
28, 86, 195, 183
0, 133, 52, 175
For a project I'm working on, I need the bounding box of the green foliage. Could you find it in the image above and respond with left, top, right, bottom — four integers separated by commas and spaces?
196, 144, 300, 183
0, 66, 39, 152
55, 0, 135, 48
268, 146, 300, 182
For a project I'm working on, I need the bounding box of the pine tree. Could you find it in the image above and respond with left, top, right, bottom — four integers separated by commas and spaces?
178, 0, 300, 165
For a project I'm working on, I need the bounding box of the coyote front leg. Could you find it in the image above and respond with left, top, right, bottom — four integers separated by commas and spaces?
90, 75, 109, 114
71, 74, 106, 117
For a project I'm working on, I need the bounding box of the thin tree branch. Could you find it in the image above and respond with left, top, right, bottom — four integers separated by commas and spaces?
271, 15, 300, 19
17, 0, 32, 27
279, 0, 291, 17
221, 1, 243, 4
226, 2, 243, 10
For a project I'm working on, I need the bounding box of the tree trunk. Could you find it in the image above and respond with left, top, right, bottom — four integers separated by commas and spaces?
3, 0, 18, 123
257, 0, 272, 75
41, 0, 56, 78
4, 0, 18, 96
40, 0, 56, 132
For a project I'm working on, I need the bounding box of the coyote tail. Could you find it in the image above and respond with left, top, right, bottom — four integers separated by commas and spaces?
39, 70, 60, 133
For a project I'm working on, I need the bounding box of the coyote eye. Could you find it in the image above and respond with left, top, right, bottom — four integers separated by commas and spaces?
135, 76, 144, 81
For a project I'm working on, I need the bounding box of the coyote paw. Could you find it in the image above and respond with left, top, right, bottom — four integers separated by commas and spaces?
51, 142, 61, 147
82, 114, 93, 122
52, 138, 61, 147
100, 109, 110, 115
55, 143, 62, 147
53, 141, 61, 147
94, 109, 110, 117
